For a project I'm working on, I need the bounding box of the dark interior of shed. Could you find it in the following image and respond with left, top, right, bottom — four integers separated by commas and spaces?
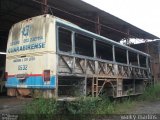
0, 0, 159, 53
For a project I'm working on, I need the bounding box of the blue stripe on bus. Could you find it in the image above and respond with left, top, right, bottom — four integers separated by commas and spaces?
5, 76, 56, 89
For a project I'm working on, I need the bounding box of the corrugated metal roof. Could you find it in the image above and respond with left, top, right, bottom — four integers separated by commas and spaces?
0, 0, 159, 47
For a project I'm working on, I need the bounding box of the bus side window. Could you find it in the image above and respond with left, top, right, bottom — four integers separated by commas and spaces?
96, 40, 113, 61
139, 55, 146, 67
129, 51, 138, 66
115, 47, 127, 64
75, 33, 93, 57
58, 27, 72, 52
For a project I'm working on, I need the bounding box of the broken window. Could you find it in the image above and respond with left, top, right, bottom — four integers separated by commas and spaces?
115, 47, 127, 64
139, 55, 146, 67
58, 76, 85, 97
129, 51, 138, 66
58, 27, 72, 52
75, 33, 93, 57
96, 41, 113, 61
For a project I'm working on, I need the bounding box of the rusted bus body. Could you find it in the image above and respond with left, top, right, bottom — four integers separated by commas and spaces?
56, 20, 152, 98
5, 14, 151, 99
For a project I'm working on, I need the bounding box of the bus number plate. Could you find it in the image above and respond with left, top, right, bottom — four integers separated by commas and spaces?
18, 65, 28, 70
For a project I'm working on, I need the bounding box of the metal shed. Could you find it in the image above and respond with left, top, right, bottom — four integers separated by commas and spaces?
0, 0, 159, 53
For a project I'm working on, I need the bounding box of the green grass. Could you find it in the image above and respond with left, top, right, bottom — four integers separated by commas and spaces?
24, 97, 135, 115
23, 98, 60, 120
113, 98, 136, 114
23, 84, 160, 118
25, 98, 58, 114
138, 84, 160, 101
66, 97, 100, 114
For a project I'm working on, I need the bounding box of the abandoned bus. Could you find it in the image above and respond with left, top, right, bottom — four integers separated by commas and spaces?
5, 14, 152, 99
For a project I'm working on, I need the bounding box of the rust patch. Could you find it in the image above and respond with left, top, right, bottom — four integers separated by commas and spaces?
17, 88, 31, 96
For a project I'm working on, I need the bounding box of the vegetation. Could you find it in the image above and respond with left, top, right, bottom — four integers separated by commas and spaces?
25, 98, 58, 114
24, 97, 134, 116
23, 84, 160, 119
138, 83, 160, 101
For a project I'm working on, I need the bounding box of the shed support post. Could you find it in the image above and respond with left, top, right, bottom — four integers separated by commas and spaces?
95, 14, 101, 35
124, 27, 130, 46
41, 0, 48, 14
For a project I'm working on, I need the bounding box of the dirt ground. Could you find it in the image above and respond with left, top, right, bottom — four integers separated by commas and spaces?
128, 101, 160, 114
0, 96, 32, 114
